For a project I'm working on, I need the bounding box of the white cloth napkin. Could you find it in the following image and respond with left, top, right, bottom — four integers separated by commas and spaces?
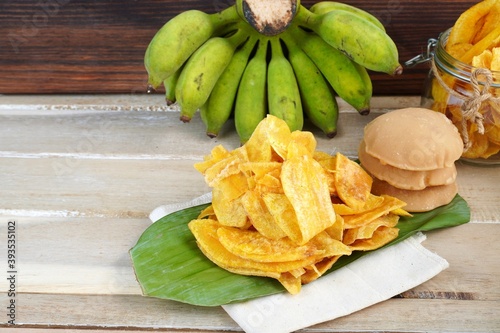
150, 194, 449, 333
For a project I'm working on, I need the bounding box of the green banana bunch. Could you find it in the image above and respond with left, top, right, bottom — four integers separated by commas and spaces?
144, 1, 403, 142
200, 35, 258, 137
295, 4, 402, 75
281, 33, 339, 137
267, 37, 303, 133
144, 6, 240, 89
234, 38, 269, 143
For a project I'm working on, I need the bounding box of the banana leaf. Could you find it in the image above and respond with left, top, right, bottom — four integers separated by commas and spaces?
130, 194, 470, 306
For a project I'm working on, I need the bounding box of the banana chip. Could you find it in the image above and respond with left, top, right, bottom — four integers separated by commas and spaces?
447, 0, 499, 46
343, 214, 399, 245
343, 195, 407, 229
348, 226, 400, 251
216, 227, 325, 263
472, 49, 493, 69
190, 115, 407, 294
491, 47, 500, 71
334, 152, 373, 210
241, 190, 286, 239
281, 154, 337, 245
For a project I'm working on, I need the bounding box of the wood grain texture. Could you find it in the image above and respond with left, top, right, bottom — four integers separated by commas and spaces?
0, 95, 498, 332
2, 294, 499, 331
0, 0, 478, 95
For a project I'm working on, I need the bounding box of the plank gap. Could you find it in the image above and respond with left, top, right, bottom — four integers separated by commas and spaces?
396, 290, 476, 300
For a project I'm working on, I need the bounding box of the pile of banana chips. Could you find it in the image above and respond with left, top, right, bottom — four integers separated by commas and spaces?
189, 115, 409, 294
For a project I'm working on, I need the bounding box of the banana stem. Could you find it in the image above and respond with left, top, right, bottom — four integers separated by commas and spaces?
270, 37, 284, 59
294, 4, 319, 28
225, 24, 254, 49
209, 5, 241, 28
255, 37, 269, 59
240, 34, 259, 52
285, 23, 309, 46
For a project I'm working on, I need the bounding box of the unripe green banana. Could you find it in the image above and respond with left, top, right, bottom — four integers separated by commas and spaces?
281, 33, 339, 137
289, 25, 371, 114
176, 29, 249, 123
234, 38, 269, 144
267, 37, 303, 132
144, 6, 240, 89
309, 1, 386, 32
163, 66, 182, 105
295, 5, 402, 75
200, 36, 258, 138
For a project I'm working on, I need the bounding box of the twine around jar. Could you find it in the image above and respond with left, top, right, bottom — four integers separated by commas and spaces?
431, 59, 500, 151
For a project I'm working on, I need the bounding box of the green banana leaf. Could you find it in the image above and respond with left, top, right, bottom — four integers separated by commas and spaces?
130, 194, 470, 307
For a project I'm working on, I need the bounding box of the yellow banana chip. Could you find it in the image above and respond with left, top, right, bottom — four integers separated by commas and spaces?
278, 272, 302, 294
460, 26, 500, 65
333, 193, 385, 215
189, 219, 319, 273
343, 195, 406, 229
212, 186, 249, 228
491, 47, 500, 71
194, 144, 231, 174
348, 226, 399, 251
447, 0, 499, 46
216, 227, 324, 263
324, 213, 344, 242
461, 123, 491, 159
473, 1, 500, 44
198, 204, 216, 220
287, 130, 317, 159
446, 42, 473, 60
241, 190, 287, 239
312, 231, 352, 257
301, 256, 342, 284
281, 154, 337, 245
334, 152, 373, 211
262, 192, 303, 244
343, 214, 399, 245
472, 49, 493, 68
239, 161, 282, 179
486, 110, 500, 145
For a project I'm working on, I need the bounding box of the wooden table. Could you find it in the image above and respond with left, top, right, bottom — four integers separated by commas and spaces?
0, 95, 498, 332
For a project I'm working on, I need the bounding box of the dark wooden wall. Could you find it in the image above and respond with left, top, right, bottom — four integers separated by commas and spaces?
0, 0, 477, 95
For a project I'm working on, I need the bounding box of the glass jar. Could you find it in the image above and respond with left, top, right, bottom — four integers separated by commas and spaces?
418, 28, 500, 165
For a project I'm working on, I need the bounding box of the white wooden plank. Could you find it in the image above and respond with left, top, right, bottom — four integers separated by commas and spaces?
8, 293, 238, 330
0, 94, 175, 113
454, 161, 500, 223
411, 223, 500, 301
0, 216, 147, 295
0, 156, 497, 222
0, 108, 379, 159
4, 293, 498, 332
0, 95, 419, 161
0, 157, 211, 217
0, 94, 421, 113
